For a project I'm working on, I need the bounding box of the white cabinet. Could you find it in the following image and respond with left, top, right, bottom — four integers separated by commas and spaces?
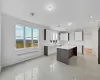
44, 45, 60, 56
48, 46, 57, 55
50, 31, 53, 41
60, 33, 69, 41
53, 32, 56, 40
77, 45, 83, 54
55, 33, 58, 40
46, 30, 51, 42
45, 29, 59, 43
61, 34, 65, 40
75, 31, 83, 41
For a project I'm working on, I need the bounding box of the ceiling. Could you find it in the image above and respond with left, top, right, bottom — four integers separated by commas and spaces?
1, 0, 100, 31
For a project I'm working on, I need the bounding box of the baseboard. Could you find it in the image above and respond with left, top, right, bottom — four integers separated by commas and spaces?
2, 53, 44, 68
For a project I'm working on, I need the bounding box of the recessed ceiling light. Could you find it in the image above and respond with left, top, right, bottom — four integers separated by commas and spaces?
97, 20, 100, 23
57, 25, 60, 27
68, 22, 72, 26
30, 12, 34, 16
47, 4, 53, 11
90, 16, 92, 18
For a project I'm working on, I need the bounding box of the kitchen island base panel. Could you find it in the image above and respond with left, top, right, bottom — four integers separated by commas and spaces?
57, 47, 77, 65
44, 46, 48, 56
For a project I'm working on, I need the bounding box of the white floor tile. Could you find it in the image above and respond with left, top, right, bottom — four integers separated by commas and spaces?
0, 54, 100, 80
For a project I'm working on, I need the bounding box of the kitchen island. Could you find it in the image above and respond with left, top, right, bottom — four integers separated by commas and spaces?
44, 44, 61, 56
57, 45, 77, 65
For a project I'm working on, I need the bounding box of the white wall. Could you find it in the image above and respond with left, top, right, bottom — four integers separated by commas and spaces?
1, 13, 47, 67
1, 13, 99, 67
0, 0, 1, 71
92, 28, 98, 57
84, 27, 98, 56
59, 28, 98, 55
59, 30, 84, 54
67, 30, 84, 54
84, 30, 92, 49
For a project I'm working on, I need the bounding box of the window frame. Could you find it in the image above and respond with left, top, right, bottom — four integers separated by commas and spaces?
33, 28, 39, 48
15, 25, 39, 50
25, 27, 32, 48
15, 25, 25, 49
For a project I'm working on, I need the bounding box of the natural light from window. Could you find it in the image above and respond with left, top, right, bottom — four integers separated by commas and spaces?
16, 25, 39, 49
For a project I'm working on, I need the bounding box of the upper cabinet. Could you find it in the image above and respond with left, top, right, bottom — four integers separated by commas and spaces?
75, 31, 83, 41
44, 29, 51, 41
44, 29, 59, 43
44, 29, 46, 40
60, 33, 69, 41
46, 30, 51, 42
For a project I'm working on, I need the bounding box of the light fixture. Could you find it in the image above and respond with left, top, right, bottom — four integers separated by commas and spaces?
90, 16, 92, 18
90, 22, 92, 23
57, 25, 60, 27
97, 20, 100, 23
68, 22, 72, 26
47, 4, 53, 11
30, 12, 35, 16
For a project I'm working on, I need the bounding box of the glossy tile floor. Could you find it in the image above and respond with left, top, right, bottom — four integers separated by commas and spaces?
0, 54, 100, 80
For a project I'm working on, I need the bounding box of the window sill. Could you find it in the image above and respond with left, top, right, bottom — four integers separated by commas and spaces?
15, 47, 39, 55
15, 47, 39, 51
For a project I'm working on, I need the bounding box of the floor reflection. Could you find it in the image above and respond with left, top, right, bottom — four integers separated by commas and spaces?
1, 54, 100, 80
50, 60, 57, 72
15, 67, 38, 80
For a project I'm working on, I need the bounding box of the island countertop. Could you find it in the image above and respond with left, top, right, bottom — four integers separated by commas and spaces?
57, 45, 77, 50
44, 44, 61, 47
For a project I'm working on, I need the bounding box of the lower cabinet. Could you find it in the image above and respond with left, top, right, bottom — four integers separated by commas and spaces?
44, 45, 60, 56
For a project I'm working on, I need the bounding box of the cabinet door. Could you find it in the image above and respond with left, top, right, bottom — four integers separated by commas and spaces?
61, 49, 69, 64
77, 45, 83, 54
46, 30, 52, 43
60, 33, 68, 41
57, 48, 61, 61
64, 33, 69, 41
60, 34, 64, 40
98, 29, 100, 64
46, 30, 49, 41
49, 31, 53, 43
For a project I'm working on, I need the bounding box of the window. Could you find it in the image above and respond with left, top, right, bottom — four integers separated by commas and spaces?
33, 28, 39, 47
53, 33, 55, 40
15, 25, 39, 49
16, 25, 24, 48
55, 33, 58, 43
50, 32, 53, 43
53, 33, 56, 43
55, 33, 58, 40
51, 32, 58, 43
25, 27, 32, 48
